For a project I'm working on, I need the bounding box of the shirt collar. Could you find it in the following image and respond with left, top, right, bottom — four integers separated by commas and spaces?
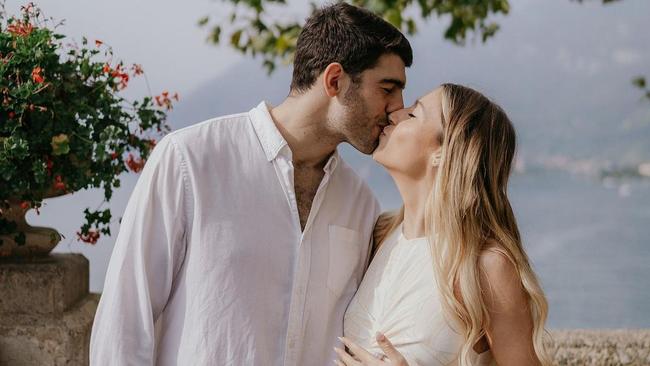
249, 100, 340, 173
249, 100, 289, 162
323, 149, 340, 174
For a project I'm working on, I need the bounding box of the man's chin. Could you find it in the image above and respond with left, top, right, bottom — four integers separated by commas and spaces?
355, 140, 379, 155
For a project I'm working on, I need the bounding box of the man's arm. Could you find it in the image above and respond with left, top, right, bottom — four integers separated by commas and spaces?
90, 134, 192, 366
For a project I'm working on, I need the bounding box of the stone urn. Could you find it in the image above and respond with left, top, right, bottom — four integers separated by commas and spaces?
0, 187, 67, 257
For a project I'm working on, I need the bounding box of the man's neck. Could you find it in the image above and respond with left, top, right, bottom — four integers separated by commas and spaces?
270, 95, 340, 169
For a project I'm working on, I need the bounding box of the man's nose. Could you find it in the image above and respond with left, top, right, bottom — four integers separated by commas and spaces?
386, 92, 404, 115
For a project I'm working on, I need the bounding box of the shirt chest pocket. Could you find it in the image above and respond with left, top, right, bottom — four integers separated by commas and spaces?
327, 225, 364, 299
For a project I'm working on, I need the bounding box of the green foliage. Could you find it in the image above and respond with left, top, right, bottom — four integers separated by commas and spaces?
199, 0, 630, 74
200, 0, 511, 74
632, 76, 650, 101
0, 3, 177, 246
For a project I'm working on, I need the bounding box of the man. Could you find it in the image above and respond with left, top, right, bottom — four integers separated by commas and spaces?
90, 3, 412, 365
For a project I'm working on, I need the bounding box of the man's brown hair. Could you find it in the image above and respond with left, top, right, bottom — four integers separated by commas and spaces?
290, 2, 413, 94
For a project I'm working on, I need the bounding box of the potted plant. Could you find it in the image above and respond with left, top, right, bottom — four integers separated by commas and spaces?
0, 2, 177, 256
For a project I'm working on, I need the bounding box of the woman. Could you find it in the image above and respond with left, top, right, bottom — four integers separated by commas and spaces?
335, 84, 552, 366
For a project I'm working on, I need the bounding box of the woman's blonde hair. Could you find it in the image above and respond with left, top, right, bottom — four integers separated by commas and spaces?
373, 83, 552, 366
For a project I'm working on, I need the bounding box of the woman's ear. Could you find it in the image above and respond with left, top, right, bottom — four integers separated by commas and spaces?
322, 62, 345, 97
431, 148, 442, 167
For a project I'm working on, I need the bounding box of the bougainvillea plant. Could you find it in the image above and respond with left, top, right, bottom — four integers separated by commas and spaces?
0, 2, 177, 248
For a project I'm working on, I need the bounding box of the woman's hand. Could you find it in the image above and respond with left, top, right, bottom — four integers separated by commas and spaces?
334, 333, 409, 366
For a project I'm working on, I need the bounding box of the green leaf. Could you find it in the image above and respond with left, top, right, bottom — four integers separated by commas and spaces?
406, 18, 417, 35
209, 26, 221, 44
51, 133, 70, 155
231, 29, 243, 47
384, 9, 402, 28
276, 34, 288, 53
197, 16, 209, 27
482, 23, 500, 43
632, 76, 646, 89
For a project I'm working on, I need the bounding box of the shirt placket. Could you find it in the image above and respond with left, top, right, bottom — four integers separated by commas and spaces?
275, 153, 333, 366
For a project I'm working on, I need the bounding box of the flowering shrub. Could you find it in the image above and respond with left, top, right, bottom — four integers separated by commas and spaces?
0, 3, 177, 247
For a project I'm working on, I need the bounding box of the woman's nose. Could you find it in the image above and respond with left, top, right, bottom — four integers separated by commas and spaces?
388, 109, 408, 124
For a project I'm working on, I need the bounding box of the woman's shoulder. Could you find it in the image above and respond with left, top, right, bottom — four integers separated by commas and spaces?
370, 211, 402, 260
478, 243, 528, 311
478, 245, 516, 278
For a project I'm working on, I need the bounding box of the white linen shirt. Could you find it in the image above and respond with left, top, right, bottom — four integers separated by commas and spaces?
90, 101, 381, 366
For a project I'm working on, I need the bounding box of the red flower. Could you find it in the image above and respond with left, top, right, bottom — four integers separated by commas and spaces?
108, 64, 130, 89
118, 73, 129, 89
20, 201, 30, 210
102, 63, 111, 74
7, 21, 34, 37
131, 63, 144, 76
32, 66, 44, 83
8, 111, 15, 119
153, 90, 177, 110
110, 151, 119, 160
45, 156, 53, 175
95, 39, 103, 47
53, 174, 66, 191
125, 153, 145, 173
76, 230, 100, 244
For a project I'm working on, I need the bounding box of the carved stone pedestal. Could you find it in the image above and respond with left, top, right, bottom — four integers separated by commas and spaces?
0, 254, 99, 366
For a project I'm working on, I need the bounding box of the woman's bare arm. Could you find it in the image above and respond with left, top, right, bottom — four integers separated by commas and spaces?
478, 249, 541, 366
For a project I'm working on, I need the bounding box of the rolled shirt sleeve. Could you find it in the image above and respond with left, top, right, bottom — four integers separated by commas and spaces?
90, 134, 192, 366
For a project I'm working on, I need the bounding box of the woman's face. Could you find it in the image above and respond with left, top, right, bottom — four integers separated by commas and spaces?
373, 87, 445, 178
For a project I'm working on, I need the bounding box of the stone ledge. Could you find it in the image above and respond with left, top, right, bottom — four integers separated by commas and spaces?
0, 254, 89, 316
0, 293, 99, 366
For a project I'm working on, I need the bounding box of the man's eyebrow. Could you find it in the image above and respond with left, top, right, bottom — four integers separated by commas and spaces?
380, 78, 406, 90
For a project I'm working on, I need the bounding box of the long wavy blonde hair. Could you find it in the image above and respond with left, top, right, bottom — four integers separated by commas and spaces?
373, 83, 552, 366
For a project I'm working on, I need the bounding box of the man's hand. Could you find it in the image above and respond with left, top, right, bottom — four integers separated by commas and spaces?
334, 333, 409, 366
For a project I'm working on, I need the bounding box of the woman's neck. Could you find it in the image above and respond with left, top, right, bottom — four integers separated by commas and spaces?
392, 172, 436, 240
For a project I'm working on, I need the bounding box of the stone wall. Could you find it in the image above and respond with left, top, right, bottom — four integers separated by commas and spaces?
0, 254, 98, 366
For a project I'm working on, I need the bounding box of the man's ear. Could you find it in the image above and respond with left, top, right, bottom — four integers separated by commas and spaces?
322, 62, 345, 98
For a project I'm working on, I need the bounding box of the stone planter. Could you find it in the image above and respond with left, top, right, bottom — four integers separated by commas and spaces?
0, 188, 67, 257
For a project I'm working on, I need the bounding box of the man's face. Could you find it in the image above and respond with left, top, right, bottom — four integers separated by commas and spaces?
337, 53, 406, 154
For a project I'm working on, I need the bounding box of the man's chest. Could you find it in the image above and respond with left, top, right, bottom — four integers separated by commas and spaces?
293, 167, 326, 228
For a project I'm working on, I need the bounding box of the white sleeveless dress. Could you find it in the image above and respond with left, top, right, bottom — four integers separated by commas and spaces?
344, 225, 493, 366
